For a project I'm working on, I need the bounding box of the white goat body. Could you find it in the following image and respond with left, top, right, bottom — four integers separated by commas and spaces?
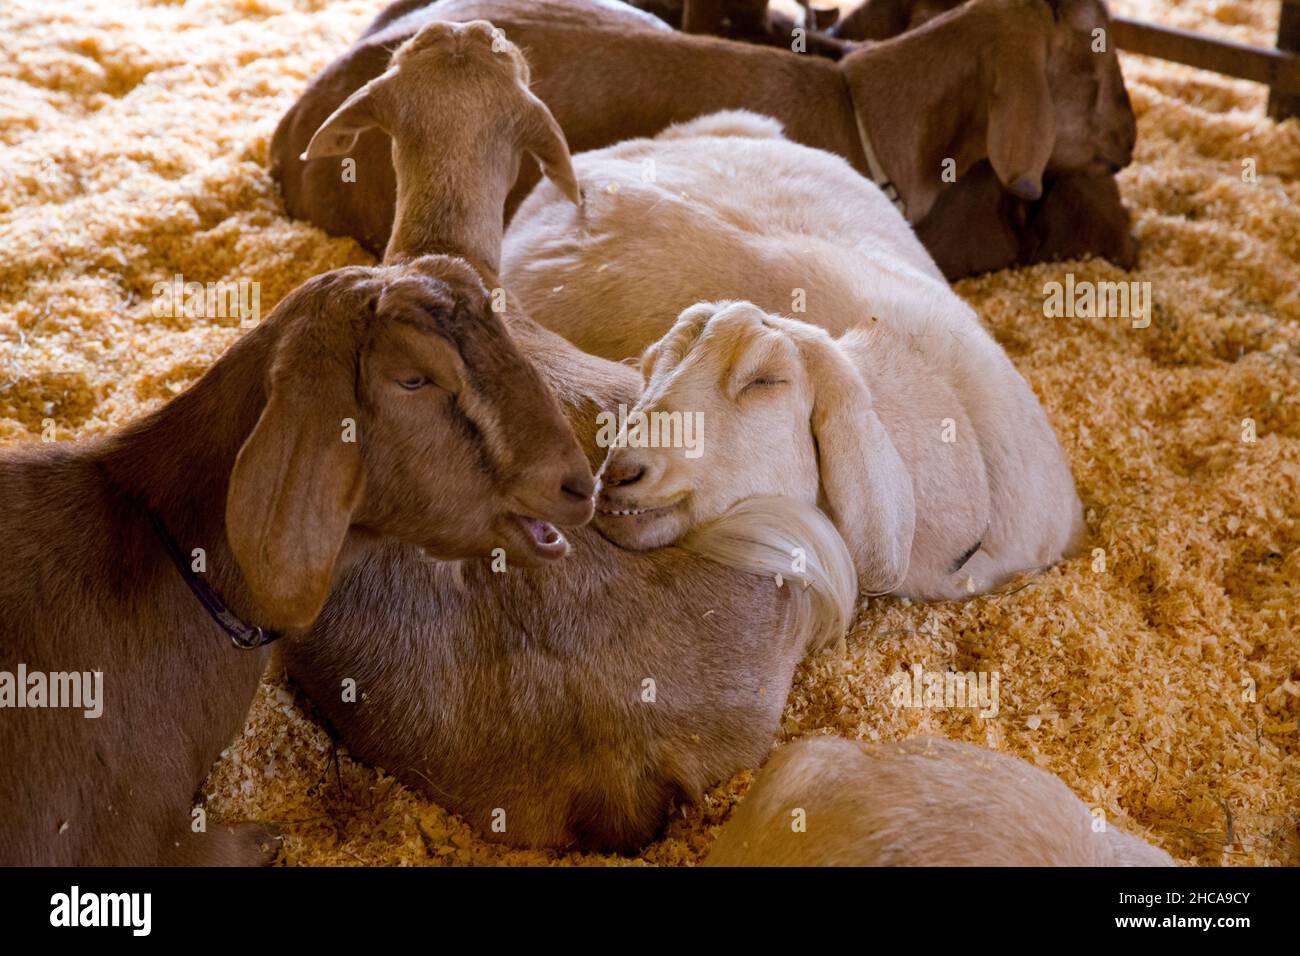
504, 112, 1083, 599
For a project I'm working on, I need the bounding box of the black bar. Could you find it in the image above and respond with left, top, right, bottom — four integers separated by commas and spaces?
0, 865, 1283, 942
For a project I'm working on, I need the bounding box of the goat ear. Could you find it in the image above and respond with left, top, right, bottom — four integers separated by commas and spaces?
226, 351, 365, 631
984, 35, 1055, 201
301, 82, 384, 162
797, 330, 915, 595
517, 90, 580, 206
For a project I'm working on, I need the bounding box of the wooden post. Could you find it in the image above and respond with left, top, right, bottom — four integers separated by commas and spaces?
1111, 14, 1300, 97
1270, 0, 1300, 120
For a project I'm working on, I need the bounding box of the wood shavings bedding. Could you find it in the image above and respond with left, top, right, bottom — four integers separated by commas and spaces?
1, 0, 1295, 866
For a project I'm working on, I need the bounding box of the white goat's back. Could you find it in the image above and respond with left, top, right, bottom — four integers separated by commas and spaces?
506, 109, 1084, 599
503, 110, 953, 360
704, 736, 1177, 867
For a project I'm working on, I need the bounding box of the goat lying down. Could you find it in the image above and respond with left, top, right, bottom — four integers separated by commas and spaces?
285, 20, 856, 852
633, 0, 1140, 277
705, 736, 1176, 866
0, 256, 594, 866
269, 0, 1136, 278
504, 112, 1084, 600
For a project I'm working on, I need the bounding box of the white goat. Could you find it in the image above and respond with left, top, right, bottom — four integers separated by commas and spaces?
504, 112, 1084, 599
705, 736, 1176, 866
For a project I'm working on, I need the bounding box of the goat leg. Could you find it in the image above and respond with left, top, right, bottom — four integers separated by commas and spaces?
1022, 171, 1139, 271
917, 162, 1137, 279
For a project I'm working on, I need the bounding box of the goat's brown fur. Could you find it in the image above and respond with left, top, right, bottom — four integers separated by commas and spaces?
0, 256, 591, 865
284, 21, 854, 852
916, 159, 1138, 276
837, 0, 1138, 275
269, 0, 1136, 276
646, 0, 1139, 277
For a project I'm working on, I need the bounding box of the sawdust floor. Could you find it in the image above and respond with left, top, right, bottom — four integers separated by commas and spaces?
1, 0, 1296, 865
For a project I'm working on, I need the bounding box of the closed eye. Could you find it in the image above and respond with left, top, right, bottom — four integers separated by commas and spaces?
398, 374, 431, 390
741, 377, 787, 393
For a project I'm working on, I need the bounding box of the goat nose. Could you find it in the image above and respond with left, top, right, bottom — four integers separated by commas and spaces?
561, 471, 595, 503
603, 457, 646, 487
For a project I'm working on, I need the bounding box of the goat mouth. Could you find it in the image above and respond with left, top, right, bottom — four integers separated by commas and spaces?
511, 513, 569, 561
595, 498, 681, 520
596, 505, 664, 518
592, 495, 690, 550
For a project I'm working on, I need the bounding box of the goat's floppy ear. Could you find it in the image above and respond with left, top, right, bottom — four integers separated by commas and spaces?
984, 32, 1055, 201
301, 79, 387, 161
226, 338, 365, 631
796, 329, 915, 595
517, 90, 580, 206
643, 301, 715, 377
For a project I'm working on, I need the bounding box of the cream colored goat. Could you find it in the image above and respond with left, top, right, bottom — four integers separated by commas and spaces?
503, 110, 956, 355
508, 112, 1082, 599
705, 737, 1176, 866
287, 21, 857, 851
597, 299, 1085, 600
501, 109, 951, 361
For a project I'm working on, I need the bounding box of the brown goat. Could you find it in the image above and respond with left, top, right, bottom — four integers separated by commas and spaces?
269, 0, 1136, 275
299, 14, 580, 273
838, 0, 1139, 274
284, 21, 858, 852
0, 255, 593, 865
633, 0, 1140, 276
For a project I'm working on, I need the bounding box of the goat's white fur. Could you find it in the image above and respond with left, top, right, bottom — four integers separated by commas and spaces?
684, 495, 857, 653
704, 736, 1177, 866
506, 111, 1083, 599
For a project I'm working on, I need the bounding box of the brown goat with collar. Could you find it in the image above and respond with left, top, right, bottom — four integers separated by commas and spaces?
632, 0, 1140, 276
284, 20, 858, 852
269, 0, 1135, 273
835, 0, 1138, 274
0, 256, 593, 865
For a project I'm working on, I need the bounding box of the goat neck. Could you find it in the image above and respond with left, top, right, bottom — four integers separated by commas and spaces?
93, 324, 280, 630
383, 134, 517, 276
841, 15, 992, 223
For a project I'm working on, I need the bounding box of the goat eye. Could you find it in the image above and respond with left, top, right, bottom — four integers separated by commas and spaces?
742, 376, 786, 393
397, 375, 431, 391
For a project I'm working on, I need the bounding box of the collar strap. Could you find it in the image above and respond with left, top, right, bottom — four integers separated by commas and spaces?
844, 77, 907, 219
143, 505, 281, 650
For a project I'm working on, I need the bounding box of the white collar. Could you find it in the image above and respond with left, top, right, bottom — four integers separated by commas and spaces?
845, 80, 907, 219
